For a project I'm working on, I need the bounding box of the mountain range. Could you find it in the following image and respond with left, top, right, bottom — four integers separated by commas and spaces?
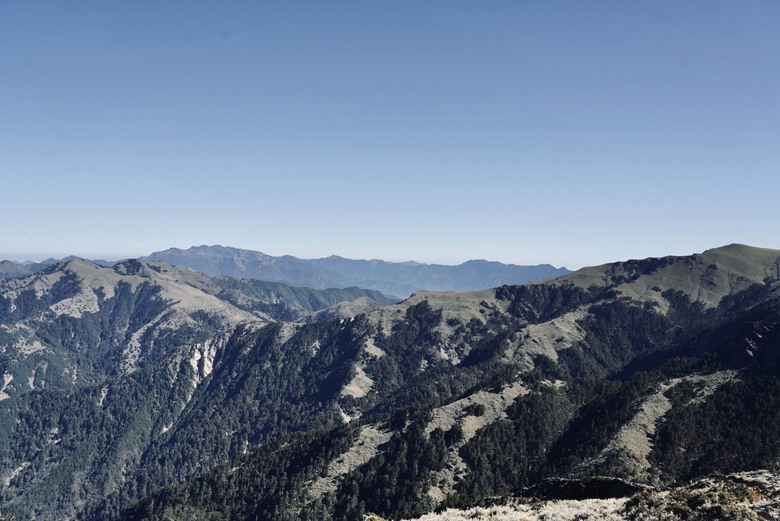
1, 246, 570, 301
1, 244, 779, 520
141, 245, 570, 298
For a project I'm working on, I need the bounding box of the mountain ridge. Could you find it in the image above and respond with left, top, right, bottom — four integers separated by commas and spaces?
142, 245, 570, 298
113, 243, 780, 520
2, 244, 780, 520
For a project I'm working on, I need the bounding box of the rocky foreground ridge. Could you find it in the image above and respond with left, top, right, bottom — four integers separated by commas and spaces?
392, 470, 780, 521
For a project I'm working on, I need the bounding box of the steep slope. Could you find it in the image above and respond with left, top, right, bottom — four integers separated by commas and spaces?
0, 259, 403, 519
115, 244, 780, 521
77, 317, 371, 521
0, 258, 397, 404
143, 245, 569, 297
0, 258, 261, 399
0, 259, 274, 518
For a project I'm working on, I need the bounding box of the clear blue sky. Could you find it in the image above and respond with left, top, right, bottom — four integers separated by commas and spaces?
1, 1, 778, 268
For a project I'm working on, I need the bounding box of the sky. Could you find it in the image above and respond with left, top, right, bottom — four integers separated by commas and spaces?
1, 1, 778, 269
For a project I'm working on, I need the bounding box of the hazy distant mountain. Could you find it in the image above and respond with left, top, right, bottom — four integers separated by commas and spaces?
0, 260, 53, 279
0, 260, 36, 279
142, 245, 570, 298
0, 257, 115, 280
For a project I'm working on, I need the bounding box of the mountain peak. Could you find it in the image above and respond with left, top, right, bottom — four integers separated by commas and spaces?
550, 244, 780, 312
52, 256, 95, 269
702, 243, 780, 263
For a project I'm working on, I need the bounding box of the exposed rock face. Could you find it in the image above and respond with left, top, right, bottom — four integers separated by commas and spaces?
0, 259, 261, 398
304, 425, 393, 501
581, 370, 739, 483
398, 471, 780, 521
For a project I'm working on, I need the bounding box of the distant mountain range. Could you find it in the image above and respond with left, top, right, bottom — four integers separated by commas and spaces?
1, 246, 569, 299
141, 245, 570, 298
